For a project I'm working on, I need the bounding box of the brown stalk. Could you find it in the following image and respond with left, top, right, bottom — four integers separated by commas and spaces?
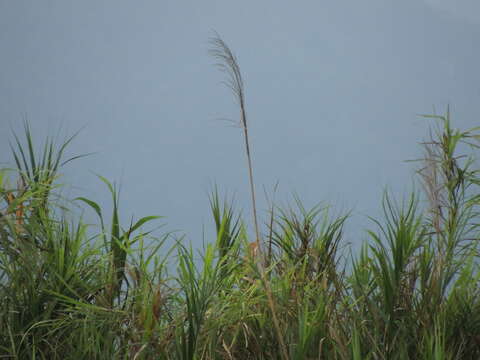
209, 35, 261, 252
209, 34, 289, 360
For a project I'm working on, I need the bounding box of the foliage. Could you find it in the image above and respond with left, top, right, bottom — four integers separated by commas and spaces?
0, 110, 479, 359
1, 37, 479, 358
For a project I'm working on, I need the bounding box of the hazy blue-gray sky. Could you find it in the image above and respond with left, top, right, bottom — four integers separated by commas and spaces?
1, 1, 479, 249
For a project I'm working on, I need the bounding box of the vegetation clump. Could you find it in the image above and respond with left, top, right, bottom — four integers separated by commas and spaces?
1, 38, 479, 359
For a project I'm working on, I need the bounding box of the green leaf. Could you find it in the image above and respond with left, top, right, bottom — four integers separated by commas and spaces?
75, 197, 103, 221
127, 215, 162, 236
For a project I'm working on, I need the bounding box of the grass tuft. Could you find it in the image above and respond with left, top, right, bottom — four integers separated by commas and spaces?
0, 47, 479, 359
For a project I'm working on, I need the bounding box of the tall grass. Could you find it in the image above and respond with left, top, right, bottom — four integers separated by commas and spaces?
1, 58, 479, 359
209, 34, 289, 360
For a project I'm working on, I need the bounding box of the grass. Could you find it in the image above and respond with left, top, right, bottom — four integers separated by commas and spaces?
1, 38, 480, 359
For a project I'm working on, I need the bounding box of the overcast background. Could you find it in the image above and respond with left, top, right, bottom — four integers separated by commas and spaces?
1, 1, 479, 251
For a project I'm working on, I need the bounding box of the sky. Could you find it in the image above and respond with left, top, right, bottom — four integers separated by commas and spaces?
1, 1, 479, 251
